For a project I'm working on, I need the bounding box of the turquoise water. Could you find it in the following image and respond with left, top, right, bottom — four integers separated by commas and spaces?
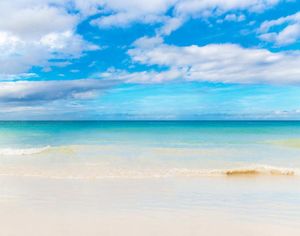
1, 121, 300, 235
1, 120, 300, 147
1, 121, 300, 178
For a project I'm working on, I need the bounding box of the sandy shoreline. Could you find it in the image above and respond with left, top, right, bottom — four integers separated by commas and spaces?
2, 205, 300, 236
0, 176, 299, 236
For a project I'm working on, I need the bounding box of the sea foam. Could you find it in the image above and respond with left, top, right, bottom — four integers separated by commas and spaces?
0, 146, 51, 156
0, 165, 297, 180
159, 165, 298, 177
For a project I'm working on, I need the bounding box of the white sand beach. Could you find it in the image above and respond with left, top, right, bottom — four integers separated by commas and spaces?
1, 176, 299, 236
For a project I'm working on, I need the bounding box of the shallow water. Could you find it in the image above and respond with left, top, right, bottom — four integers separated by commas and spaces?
0, 121, 300, 235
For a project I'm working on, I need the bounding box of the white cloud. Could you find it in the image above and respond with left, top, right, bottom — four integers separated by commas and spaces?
0, 0, 285, 78
157, 17, 185, 36
100, 68, 183, 83
224, 14, 245, 22
0, 30, 98, 77
91, 0, 175, 28
0, 73, 38, 81
0, 2, 77, 39
0, 0, 100, 78
0, 79, 116, 103
259, 11, 300, 46
71, 0, 103, 17
103, 36, 300, 84
91, 0, 281, 34
174, 0, 280, 16
40, 30, 99, 56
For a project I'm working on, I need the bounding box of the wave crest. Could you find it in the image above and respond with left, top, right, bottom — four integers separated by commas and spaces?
221, 166, 295, 176
164, 165, 297, 177
0, 146, 51, 156
0, 165, 297, 179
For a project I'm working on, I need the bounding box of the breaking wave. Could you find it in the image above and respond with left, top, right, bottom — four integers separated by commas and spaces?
0, 144, 297, 178
0, 165, 297, 179
0, 146, 51, 156
202, 165, 296, 177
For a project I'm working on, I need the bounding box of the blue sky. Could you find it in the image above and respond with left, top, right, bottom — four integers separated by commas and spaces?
0, 0, 300, 120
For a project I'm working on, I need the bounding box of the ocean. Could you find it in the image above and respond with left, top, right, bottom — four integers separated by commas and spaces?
0, 121, 300, 235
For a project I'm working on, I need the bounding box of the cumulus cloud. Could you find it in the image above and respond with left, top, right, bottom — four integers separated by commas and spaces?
91, 0, 281, 34
0, 2, 77, 39
0, 79, 116, 103
102, 36, 300, 84
0, 0, 285, 78
91, 0, 175, 28
258, 11, 300, 46
0, 0, 100, 78
0, 30, 98, 77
